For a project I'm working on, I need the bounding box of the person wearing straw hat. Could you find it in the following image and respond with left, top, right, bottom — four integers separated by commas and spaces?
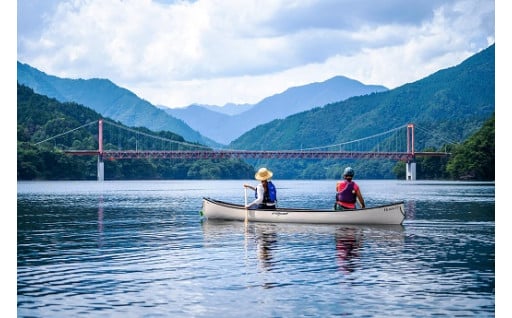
243, 167, 277, 210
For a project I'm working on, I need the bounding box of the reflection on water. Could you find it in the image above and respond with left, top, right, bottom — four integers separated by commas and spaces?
255, 227, 277, 271
17, 180, 495, 317
335, 227, 362, 274
97, 195, 104, 248
202, 220, 406, 279
405, 200, 417, 219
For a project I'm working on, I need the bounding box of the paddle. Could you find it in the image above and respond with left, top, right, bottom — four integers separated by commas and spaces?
244, 187, 248, 225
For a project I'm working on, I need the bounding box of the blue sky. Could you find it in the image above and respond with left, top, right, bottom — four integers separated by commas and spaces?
17, 0, 495, 108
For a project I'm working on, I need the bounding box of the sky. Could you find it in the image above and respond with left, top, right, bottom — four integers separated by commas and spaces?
16, 0, 496, 108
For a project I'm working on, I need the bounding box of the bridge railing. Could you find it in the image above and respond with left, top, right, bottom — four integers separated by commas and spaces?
62, 149, 451, 161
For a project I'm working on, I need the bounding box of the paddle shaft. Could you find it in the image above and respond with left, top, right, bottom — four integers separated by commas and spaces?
244, 187, 248, 224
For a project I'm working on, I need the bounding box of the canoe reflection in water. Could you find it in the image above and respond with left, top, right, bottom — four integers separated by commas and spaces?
255, 228, 278, 270
335, 227, 363, 274
201, 221, 405, 277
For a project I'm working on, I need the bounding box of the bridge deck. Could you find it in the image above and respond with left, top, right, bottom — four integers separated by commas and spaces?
64, 150, 449, 161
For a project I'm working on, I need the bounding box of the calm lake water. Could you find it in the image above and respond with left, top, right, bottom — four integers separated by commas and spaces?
17, 180, 495, 317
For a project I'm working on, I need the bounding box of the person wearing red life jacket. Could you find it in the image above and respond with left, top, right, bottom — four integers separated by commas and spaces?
334, 167, 365, 210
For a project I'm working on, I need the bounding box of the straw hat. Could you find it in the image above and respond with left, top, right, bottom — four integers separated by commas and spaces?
255, 167, 273, 181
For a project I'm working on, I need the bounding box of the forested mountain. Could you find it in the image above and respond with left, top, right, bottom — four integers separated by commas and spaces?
17, 84, 254, 180
17, 62, 219, 147
446, 114, 494, 180
165, 76, 388, 144
18, 60, 387, 146
17, 44, 495, 181
229, 44, 495, 179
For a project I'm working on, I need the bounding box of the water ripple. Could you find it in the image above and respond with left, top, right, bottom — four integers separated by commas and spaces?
17, 180, 495, 317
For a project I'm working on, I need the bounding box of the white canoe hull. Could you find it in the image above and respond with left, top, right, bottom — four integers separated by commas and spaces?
201, 197, 406, 225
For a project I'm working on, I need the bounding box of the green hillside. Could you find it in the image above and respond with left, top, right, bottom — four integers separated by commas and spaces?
17, 62, 220, 147
229, 44, 495, 179
17, 84, 254, 180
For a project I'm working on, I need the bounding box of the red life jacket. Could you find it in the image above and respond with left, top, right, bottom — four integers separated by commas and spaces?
336, 180, 356, 204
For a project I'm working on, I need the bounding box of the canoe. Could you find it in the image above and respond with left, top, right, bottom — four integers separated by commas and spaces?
201, 197, 406, 225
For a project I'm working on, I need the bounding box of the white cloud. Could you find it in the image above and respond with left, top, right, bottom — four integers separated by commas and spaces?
17, 0, 495, 107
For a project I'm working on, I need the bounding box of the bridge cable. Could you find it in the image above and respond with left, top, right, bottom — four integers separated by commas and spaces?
34, 120, 98, 145
296, 124, 408, 151
103, 119, 212, 150
414, 125, 460, 145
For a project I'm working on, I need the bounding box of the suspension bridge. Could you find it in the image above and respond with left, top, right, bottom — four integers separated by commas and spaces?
36, 119, 453, 181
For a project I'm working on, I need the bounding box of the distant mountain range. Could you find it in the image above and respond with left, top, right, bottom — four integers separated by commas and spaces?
163, 76, 387, 144
17, 62, 387, 146
156, 103, 253, 116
